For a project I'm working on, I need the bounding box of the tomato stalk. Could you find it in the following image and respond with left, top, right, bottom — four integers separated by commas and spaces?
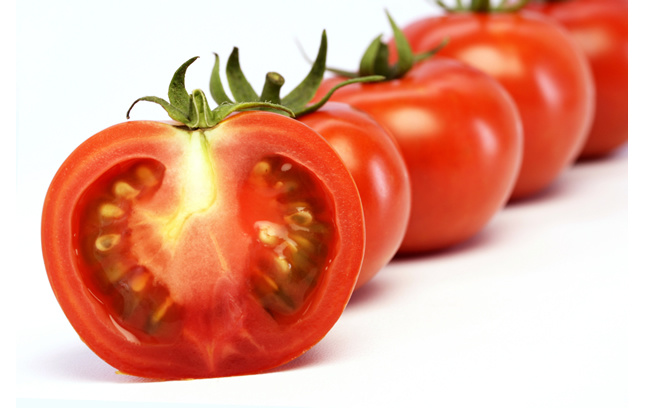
324, 11, 448, 81
209, 31, 385, 118
436, 0, 530, 12
126, 57, 295, 129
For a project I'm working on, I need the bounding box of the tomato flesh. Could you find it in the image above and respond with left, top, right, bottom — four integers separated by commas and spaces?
42, 113, 364, 379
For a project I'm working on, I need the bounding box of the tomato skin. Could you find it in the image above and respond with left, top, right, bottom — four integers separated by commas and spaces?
401, 11, 595, 199
526, 0, 628, 159
299, 102, 411, 287
315, 58, 523, 254
41, 113, 365, 379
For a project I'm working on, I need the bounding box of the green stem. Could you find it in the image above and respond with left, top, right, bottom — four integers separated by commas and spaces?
436, 0, 530, 12
259, 72, 285, 104
127, 56, 295, 130
297, 75, 385, 117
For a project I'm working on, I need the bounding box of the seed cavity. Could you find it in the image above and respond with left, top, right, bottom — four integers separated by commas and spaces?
99, 203, 125, 219
95, 234, 121, 252
113, 181, 140, 199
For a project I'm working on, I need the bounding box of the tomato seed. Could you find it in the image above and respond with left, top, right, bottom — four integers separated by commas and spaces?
95, 234, 121, 252
99, 203, 125, 219
113, 181, 140, 199
274, 256, 291, 274
285, 209, 313, 227
134, 165, 158, 187
130, 271, 151, 292
150, 296, 173, 323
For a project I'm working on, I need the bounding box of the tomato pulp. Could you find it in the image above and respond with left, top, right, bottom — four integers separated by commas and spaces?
299, 102, 411, 287
315, 58, 523, 254
401, 10, 595, 199
41, 112, 365, 379
526, 0, 628, 159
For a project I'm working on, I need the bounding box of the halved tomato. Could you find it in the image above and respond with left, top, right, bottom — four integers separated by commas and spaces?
41, 112, 365, 379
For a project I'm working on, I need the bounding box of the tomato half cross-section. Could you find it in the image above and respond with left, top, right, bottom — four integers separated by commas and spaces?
41, 59, 365, 380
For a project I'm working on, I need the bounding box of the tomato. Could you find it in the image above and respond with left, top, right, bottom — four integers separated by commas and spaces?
400, 8, 595, 199
299, 102, 410, 287
314, 57, 523, 254
41, 111, 365, 379
526, 0, 628, 159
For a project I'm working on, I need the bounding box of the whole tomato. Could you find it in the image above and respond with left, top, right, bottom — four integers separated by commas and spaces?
526, 0, 628, 159
401, 2, 595, 199
210, 32, 411, 287
41, 57, 365, 379
314, 14, 523, 254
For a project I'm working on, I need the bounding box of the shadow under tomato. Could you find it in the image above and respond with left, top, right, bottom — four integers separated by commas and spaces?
263, 336, 341, 375
347, 278, 390, 309
391, 223, 500, 264
37, 343, 158, 383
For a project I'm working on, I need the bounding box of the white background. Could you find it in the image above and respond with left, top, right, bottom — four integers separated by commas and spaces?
12, 1, 642, 407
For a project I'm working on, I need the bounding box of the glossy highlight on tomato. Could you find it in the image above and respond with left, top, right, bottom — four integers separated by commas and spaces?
401, 9, 595, 199
526, 0, 628, 159
41, 112, 365, 379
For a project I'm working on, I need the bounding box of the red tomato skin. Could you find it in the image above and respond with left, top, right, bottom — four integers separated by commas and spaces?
41, 113, 365, 379
526, 0, 628, 159
401, 11, 595, 199
299, 102, 411, 287
315, 58, 523, 254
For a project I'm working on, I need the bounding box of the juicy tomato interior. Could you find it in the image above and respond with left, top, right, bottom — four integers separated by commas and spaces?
72, 148, 337, 347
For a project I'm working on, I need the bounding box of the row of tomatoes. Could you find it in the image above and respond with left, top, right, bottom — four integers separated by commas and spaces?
41, 0, 627, 380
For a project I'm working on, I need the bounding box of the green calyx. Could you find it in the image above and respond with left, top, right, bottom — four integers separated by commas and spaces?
127, 57, 294, 129
326, 11, 447, 81
209, 31, 384, 118
436, 0, 530, 12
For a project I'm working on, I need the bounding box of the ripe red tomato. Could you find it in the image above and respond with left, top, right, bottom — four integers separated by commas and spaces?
525, 0, 628, 159
401, 9, 595, 199
315, 57, 523, 253
299, 102, 411, 287
41, 112, 365, 379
